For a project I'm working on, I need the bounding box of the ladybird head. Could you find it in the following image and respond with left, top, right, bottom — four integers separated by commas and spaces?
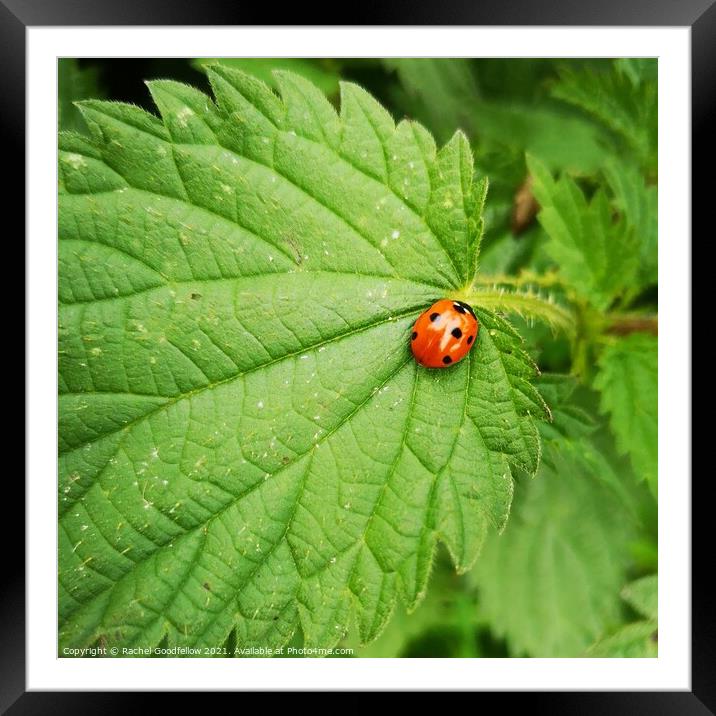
452, 300, 477, 320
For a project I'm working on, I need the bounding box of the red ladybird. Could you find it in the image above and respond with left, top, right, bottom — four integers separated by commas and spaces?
410, 299, 479, 368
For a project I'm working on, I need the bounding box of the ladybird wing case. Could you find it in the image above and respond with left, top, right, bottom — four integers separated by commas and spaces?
410, 299, 479, 368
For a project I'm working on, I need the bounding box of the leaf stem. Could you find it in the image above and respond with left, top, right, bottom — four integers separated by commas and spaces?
469, 269, 566, 291
455, 287, 576, 336
464, 273, 657, 340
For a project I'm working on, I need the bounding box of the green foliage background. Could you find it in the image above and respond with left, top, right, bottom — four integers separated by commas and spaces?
58, 57, 657, 658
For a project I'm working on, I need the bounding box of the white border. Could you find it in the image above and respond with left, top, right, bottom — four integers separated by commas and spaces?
28, 27, 691, 691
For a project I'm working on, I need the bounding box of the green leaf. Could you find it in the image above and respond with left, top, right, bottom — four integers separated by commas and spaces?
528, 155, 639, 310
586, 574, 657, 657
621, 574, 657, 620
58, 68, 547, 655
58, 59, 104, 135
384, 59, 607, 174
467, 101, 608, 175
595, 334, 658, 495
603, 158, 658, 288
342, 553, 482, 658
533, 374, 595, 442
551, 62, 657, 176
614, 59, 658, 87
586, 620, 657, 657
382, 59, 481, 144
192, 58, 341, 97
471, 382, 635, 657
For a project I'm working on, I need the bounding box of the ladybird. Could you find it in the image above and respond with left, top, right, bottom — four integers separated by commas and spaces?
410, 299, 479, 368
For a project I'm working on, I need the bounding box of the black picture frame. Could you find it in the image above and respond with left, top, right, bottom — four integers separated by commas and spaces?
8, 1, 703, 709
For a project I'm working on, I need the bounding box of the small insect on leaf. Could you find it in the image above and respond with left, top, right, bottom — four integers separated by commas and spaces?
410, 299, 479, 368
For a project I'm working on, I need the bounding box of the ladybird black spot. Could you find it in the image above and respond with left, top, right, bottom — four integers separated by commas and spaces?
451, 327, 462, 339
467, 335, 474, 345
411, 331, 418, 340
443, 356, 453, 365
430, 312, 440, 322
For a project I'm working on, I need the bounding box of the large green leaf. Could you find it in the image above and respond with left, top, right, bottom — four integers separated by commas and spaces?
470, 379, 635, 657
595, 334, 658, 495
58, 68, 547, 655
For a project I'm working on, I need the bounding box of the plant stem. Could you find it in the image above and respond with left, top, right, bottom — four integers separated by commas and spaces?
605, 314, 658, 336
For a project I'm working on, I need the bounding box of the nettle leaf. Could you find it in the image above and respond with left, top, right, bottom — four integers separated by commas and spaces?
58, 59, 104, 135
595, 334, 658, 496
621, 574, 657, 621
614, 59, 658, 87
532, 374, 595, 442
586, 620, 657, 657
58, 68, 548, 655
528, 155, 639, 310
587, 574, 657, 657
192, 58, 341, 97
471, 382, 635, 657
603, 158, 658, 289
551, 63, 657, 175
382, 58, 481, 144
385, 59, 606, 175
342, 556, 482, 658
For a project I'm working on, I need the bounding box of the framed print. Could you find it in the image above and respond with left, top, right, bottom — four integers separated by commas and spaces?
11, 0, 705, 708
